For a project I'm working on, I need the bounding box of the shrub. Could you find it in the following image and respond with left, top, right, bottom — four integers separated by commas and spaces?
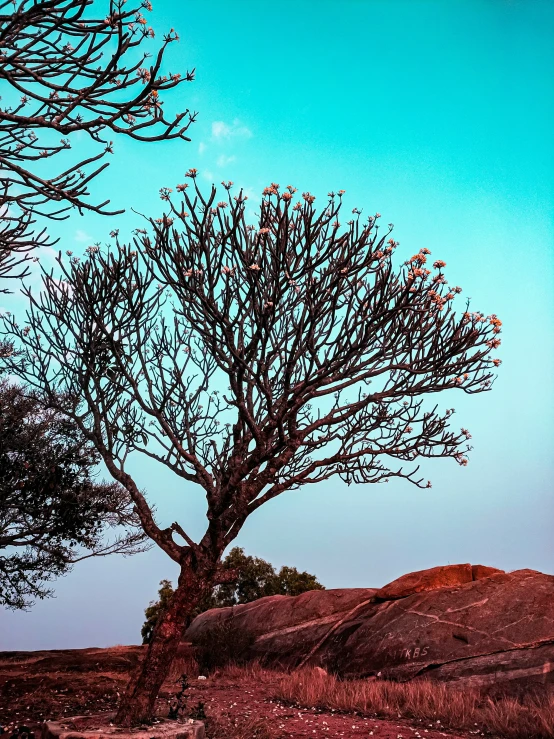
142, 548, 324, 643
194, 618, 255, 674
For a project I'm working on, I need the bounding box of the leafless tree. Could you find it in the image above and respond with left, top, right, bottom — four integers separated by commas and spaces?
0, 0, 196, 290
0, 177, 502, 724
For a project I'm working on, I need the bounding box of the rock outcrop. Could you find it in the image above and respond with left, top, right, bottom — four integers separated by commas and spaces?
185, 564, 554, 695
186, 588, 377, 668
373, 563, 502, 600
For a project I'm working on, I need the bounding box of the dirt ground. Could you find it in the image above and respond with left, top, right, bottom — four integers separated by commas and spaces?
0, 645, 472, 739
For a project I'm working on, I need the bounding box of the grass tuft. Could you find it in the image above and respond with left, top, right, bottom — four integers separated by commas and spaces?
205, 713, 276, 739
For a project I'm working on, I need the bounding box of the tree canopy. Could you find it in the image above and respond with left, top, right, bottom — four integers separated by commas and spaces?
0, 379, 146, 609
141, 547, 324, 644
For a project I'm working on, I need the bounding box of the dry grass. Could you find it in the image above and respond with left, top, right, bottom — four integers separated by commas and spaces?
208, 659, 281, 685
167, 649, 200, 682
274, 666, 554, 739
205, 713, 277, 739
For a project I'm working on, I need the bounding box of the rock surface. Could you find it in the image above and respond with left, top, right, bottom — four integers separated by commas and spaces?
185, 564, 554, 695
42, 714, 204, 739
186, 588, 377, 668
373, 563, 503, 600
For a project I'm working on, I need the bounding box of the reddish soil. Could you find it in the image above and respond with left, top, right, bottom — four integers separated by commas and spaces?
0, 645, 470, 739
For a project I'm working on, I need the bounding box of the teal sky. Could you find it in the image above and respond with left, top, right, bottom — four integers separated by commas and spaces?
2, 0, 553, 649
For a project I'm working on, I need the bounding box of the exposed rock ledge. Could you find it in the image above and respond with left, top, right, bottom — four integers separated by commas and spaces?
185, 564, 554, 696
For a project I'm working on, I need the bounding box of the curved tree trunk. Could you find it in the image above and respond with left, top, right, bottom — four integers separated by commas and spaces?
115, 566, 206, 727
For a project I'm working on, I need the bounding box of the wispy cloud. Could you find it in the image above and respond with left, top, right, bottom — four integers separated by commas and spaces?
198, 141, 207, 155
216, 154, 236, 168
74, 229, 93, 243
202, 170, 214, 183
211, 119, 252, 140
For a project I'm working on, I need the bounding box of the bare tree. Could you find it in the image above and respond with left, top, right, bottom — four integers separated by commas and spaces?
0, 178, 502, 724
0, 0, 196, 290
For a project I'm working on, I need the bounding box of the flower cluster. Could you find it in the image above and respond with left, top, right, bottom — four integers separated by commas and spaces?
137, 68, 151, 83
489, 315, 502, 333
263, 183, 279, 196
427, 289, 448, 311
407, 250, 427, 265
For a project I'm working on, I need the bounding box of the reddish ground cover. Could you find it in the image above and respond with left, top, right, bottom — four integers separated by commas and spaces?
0, 646, 469, 739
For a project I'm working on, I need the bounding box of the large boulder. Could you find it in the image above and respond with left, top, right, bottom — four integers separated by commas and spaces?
185, 588, 377, 668
321, 569, 553, 693
185, 565, 554, 695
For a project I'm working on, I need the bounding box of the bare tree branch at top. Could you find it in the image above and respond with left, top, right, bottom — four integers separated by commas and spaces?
0, 177, 503, 724
0, 0, 196, 290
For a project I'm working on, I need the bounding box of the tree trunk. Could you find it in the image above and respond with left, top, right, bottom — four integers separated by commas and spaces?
115, 566, 205, 726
